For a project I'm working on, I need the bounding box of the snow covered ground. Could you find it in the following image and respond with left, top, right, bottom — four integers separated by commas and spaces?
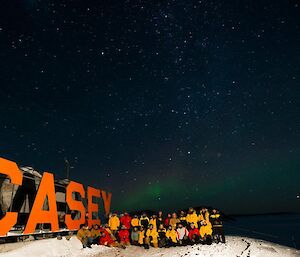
0, 236, 299, 257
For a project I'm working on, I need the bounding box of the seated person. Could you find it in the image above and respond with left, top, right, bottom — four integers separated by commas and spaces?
99, 229, 125, 248
157, 224, 167, 248
138, 226, 146, 247
188, 223, 200, 244
131, 226, 140, 245
77, 224, 92, 248
165, 225, 177, 247
199, 220, 213, 244
176, 223, 189, 245
145, 224, 159, 248
89, 224, 101, 245
103, 223, 117, 241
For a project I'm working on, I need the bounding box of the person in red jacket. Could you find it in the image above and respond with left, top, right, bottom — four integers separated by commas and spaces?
99, 229, 125, 248
99, 231, 114, 246
120, 212, 132, 230
164, 213, 171, 227
118, 225, 131, 246
188, 223, 200, 244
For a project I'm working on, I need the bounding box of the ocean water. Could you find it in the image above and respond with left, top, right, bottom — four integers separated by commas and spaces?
224, 213, 300, 249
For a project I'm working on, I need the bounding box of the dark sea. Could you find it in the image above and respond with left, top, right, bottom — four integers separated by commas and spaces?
224, 213, 300, 249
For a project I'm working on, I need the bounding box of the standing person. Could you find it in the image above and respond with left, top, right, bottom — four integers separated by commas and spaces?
149, 215, 157, 230
169, 213, 180, 229
89, 224, 101, 245
164, 213, 172, 227
85, 212, 89, 227
77, 224, 92, 248
131, 226, 140, 245
210, 209, 225, 243
140, 213, 150, 228
58, 213, 66, 229
120, 212, 132, 230
118, 225, 131, 246
176, 223, 189, 245
186, 208, 198, 228
188, 223, 200, 244
179, 210, 187, 227
108, 213, 120, 236
157, 211, 164, 228
198, 207, 210, 223
145, 224, 159, 248
165, 225, 177, 247
131, 215, 140, 228
157, 224, 167, 248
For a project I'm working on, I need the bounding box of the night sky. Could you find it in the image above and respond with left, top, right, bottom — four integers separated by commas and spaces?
0, 0, 299, 215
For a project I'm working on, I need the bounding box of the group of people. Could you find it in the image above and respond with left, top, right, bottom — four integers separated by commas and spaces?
76, 207, 225, 249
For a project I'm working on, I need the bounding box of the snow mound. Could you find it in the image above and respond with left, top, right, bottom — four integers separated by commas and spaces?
0, 236, 299, 257
0, 237, 109, 257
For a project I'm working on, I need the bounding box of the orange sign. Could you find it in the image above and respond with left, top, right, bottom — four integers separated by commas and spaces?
0, 157, 112, 236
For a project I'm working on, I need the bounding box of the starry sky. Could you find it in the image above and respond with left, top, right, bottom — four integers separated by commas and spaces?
0, 0, 299, 215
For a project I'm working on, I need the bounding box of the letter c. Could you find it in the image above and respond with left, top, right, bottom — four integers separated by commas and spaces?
0, 158, 23, 236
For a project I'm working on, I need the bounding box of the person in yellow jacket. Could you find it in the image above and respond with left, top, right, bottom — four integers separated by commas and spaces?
145, 224, 158, 248
108, 213, 120, 235
77, 224, 92, 248
198, 207, 210, 223
131, 215, 140, 227
169, 213, 180, 229
186, 208, 199, 228
149, 215, 157, 230
165, 225, 177, 246
199, 220, 213, 243
89, 224, 101, 244
198, 207, 212, 244
138, 226, 146, 247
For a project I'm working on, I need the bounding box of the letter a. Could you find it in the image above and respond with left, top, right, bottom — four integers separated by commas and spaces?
24, 172, 59, 234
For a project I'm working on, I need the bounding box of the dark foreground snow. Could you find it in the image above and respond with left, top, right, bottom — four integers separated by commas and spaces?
0, 236, 299, 257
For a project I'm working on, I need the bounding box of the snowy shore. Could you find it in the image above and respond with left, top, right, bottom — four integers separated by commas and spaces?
0, 235, 299, 257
